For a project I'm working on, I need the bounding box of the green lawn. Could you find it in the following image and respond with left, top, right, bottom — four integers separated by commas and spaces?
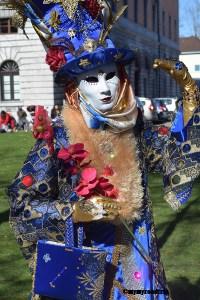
0, 132, 200, 300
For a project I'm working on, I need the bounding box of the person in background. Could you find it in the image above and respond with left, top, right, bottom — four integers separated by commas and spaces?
51, 105, 63, 123
50, 105, 57, 120
0, 110, 15, 133
27, 105, 36, 120
55, 105, 62, 117
17, 107, 28, 131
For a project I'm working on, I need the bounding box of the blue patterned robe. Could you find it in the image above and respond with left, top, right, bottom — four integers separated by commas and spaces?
8, 107, 200, 300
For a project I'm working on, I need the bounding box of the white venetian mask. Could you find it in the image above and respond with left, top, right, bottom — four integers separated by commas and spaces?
77, 63, 120, 113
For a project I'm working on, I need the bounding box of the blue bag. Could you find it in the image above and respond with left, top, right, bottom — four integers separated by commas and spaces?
33, 219, 108, 300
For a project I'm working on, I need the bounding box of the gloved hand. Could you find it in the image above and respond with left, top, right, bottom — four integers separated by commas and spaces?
72, 196, 120, 223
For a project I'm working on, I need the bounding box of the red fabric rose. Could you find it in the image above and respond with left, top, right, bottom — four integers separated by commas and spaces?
75, 167, 118, 199
75, 168, 99, 197
98, 177, 119, 198
58, 143, 89, 164
46, 47, 66, 72
33, 106, 54, 153
103, 165, 114, 177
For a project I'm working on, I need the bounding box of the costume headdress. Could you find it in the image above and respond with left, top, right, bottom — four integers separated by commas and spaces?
7, 0, 134, 83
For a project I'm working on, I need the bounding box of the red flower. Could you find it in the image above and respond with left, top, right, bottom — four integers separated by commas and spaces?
75, 168, 99, 197
158, 126, 169, 136
58, 143, 89, 163
69, 166, 79, 175
46, 46, 66, 72
103, 165, 114, 177
75, 168, 118, 199
33, 106, 54, 153
98, 177, 119, 198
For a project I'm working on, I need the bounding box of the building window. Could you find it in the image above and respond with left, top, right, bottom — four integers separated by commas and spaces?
134, 0, 138, 23
168, 15, 171, 39
0, 60, 20, 101
144, 0, 148, 28
195, 65, 200, 71
174, 19, 177, 41
162, 11, 165, 36
143, 78, 147, 96
152, 4, 156, 32
0, 18, 18, 34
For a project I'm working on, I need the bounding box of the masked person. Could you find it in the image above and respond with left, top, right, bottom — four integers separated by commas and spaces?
7, 1, 200, 300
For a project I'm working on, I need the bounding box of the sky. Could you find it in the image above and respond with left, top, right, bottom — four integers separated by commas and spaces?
179, 0, 199, 37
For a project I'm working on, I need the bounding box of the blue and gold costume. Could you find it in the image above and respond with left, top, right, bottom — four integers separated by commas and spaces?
6, 1, 200, 299
8, 104, 200, 300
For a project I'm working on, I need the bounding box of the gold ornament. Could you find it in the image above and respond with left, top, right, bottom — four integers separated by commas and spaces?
153, 59, 200, 125
98, 0, 128, 45
43, 0, 81, 19
49, 10, 61, 30
83, 39, 98, 53
138, 226, 145, 235
12, 12, 27, 30
79, 58, 91, 67
35, 126, 45, 133
68, 28, 76, 39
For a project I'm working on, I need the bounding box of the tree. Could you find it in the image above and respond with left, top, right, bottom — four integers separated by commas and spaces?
189, 0, 200, 37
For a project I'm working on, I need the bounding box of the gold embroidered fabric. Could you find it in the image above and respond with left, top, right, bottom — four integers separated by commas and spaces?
43, 0, 80, 19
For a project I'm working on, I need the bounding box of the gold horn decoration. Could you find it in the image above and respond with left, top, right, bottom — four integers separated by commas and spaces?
98, 0, 128, 45
12, 11, 27, 31
153, 59, 200, 125
5, 0, 28, 30
6, 0, 52, 44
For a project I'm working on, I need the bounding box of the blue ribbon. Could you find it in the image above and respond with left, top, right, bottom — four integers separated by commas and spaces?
171, 105, 187, 142
24, 3, 42, 26
80, 96, 109, 129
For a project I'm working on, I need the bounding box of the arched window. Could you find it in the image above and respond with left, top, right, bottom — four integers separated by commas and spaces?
0, 60, 20, 101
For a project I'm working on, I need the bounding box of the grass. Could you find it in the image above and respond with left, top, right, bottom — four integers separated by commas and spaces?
0, 132, 200, 300
0, 132, 34, 300
150, 174, 200, 299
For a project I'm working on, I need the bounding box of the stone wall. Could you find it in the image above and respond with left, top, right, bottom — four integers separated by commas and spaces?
111, 0, 180, 98
0, 8, 64, 118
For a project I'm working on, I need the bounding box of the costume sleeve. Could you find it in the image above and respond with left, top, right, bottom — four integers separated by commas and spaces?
162, 105, 200, 210
7, 125, 73, 271
141, 125, 169, 173
142, 105, 200, 210
142, 59, 200, 210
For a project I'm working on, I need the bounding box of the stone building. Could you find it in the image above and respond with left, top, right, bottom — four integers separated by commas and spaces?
0, 2, 64, 119
0, 0, 179, 119
111, 0, 180, 98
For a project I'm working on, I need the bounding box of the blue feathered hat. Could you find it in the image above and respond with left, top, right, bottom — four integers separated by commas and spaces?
9, 0, 134, 83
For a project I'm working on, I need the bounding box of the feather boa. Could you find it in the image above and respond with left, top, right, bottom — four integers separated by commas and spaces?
63, 107, 144, 221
